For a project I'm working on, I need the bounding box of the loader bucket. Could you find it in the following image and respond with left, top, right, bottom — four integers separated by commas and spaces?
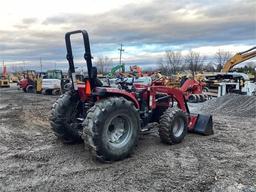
193, 114, 213, 135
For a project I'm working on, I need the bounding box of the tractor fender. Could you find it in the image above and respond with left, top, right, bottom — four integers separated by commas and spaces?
94, 87, 140, 109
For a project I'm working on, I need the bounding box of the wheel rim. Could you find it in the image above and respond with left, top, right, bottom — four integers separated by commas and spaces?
105, 113, 132, 148
172, 118, 185, 138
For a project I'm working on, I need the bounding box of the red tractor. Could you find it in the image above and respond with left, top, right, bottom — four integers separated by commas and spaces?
180, 78, 208, 103
50, 30, 213, 162
18, 70, 40, 93
152, 74, 208, 103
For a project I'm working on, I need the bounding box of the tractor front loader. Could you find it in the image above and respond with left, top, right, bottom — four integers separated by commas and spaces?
50, 30, 213, 162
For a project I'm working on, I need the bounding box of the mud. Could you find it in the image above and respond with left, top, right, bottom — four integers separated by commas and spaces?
0, 86, 255, 192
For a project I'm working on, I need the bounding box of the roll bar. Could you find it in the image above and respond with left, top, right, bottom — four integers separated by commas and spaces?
65, 30, 93, 79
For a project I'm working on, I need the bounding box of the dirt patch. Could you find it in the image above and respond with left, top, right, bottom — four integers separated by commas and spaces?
0, 86, 255, 192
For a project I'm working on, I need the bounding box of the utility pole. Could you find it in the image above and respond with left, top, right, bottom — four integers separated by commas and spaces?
118, 44, 124, 65
40, 57, 42, 73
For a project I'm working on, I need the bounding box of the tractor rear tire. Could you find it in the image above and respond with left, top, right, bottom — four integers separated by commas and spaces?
83, 97, 140, 162
50, 91, 83, 144
159, 107, 187, 144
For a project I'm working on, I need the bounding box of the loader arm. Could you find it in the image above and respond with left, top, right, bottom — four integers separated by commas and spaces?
150, 86, 213, 135
222, 47, 256, 72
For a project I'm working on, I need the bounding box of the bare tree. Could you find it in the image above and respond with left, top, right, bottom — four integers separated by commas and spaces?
214, 49, 232, 72
159, 50, 183, 75
203, 62, 216, 72
166, 50, 182, 74
246, 61, 256, 68
95, 56, 113, 74
157, 58, 165, 73
185, 51, 205, 78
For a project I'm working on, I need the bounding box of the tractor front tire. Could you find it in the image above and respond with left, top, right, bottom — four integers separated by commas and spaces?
159, 107, 187, 144
26, 85, 35, 93
50, 91, 83, 144
83, 97, 140, 162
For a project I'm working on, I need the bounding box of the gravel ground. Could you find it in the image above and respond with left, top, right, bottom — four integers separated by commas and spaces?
0, 85, 255, 192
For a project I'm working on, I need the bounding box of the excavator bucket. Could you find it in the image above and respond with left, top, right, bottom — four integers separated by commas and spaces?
193, 114, 213, 135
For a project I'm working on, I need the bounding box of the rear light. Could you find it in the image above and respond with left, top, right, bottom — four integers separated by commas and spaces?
85, 80, 91, 95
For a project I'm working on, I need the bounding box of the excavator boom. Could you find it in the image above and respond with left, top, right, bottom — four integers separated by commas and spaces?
222, 47, 256, 72
107, 63, 125, 77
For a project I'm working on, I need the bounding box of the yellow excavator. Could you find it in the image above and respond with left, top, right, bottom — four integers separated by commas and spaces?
222, 46, 256, 72
211, 46, 256, 96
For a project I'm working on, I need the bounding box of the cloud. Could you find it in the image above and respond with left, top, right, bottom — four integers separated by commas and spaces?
1, 0, 255, 71
22, 18, 38, 24
41, 0, 256, 47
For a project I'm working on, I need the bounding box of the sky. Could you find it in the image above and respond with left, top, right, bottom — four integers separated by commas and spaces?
0, 0, 255, 72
